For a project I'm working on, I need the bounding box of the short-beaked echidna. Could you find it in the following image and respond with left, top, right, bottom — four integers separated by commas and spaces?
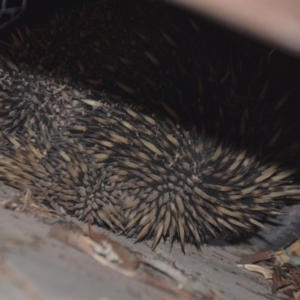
0, 0, 300, 251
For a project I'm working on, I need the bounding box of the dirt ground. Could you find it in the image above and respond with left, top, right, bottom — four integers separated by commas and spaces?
0, 182, 289, 300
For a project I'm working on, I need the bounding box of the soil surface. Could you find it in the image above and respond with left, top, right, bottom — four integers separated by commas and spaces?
0, 182, 287, 300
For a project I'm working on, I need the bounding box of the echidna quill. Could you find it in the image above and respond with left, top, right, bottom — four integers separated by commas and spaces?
0, 0, 300, 251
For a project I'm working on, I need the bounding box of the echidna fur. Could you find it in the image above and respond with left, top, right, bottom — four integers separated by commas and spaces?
0, 0, 300, 251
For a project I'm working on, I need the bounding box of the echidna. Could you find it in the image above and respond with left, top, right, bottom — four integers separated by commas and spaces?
0, 0, 300, 251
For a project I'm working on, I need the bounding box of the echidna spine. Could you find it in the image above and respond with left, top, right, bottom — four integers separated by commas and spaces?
0, 0, 299, 252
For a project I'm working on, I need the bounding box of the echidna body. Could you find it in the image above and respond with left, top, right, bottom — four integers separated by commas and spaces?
0, 0, 300, 251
